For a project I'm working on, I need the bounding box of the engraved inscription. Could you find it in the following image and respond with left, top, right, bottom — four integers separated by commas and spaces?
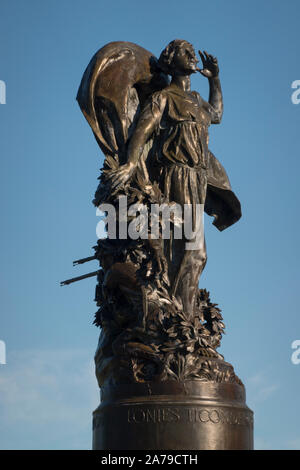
93, 406, 253, 430
126, 407, 253, 426
128, 407, 180, 424
187, 408, 253, 426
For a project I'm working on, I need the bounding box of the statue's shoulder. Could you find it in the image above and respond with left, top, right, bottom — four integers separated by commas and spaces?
151, 85, 184, 104
149, 88, 169, 111
151, 87, 169, 99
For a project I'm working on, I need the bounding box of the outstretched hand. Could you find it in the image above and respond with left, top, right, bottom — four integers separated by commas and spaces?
106, 162, 135, 193
198, 50, 219, 78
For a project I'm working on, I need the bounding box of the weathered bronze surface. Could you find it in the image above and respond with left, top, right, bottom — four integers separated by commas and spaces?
74, 40, 252, 449
93, 380, 253, 450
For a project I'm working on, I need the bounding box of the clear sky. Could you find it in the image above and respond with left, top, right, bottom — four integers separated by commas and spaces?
0, 0, 299, 450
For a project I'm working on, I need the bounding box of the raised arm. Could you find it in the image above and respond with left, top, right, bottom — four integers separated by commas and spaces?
198, 50, 223, 124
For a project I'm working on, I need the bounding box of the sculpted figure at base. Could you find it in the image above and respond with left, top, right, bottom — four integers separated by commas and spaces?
76, 40, 242, 386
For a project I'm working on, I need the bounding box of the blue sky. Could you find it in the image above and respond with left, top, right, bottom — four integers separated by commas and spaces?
0, 0, 299, 449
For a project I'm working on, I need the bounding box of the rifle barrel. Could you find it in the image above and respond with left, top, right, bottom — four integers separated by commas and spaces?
60, 270, 99, 286
73, 255, 96, 266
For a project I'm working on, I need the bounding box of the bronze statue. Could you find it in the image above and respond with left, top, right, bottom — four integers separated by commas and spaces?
68, 40, 252, 449
106, 41, 234, 318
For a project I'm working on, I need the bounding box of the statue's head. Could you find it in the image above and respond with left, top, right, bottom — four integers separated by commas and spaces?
158, 39, 198, 76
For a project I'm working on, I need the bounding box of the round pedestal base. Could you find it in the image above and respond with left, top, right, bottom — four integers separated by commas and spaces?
93, 380, 253, 450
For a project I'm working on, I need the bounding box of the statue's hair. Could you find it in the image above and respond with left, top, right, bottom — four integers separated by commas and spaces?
158, 39, 194, 75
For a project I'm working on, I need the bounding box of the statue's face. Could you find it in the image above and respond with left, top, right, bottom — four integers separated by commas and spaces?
172, 43, 198, 75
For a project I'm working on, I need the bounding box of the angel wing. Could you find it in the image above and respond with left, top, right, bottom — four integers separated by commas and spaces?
77, 41, 169, 169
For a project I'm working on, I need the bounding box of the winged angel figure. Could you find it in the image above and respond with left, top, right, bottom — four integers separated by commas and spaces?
77, 41, 242, 385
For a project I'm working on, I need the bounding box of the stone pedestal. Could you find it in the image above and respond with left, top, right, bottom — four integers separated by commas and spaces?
93, 380, 253, 450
